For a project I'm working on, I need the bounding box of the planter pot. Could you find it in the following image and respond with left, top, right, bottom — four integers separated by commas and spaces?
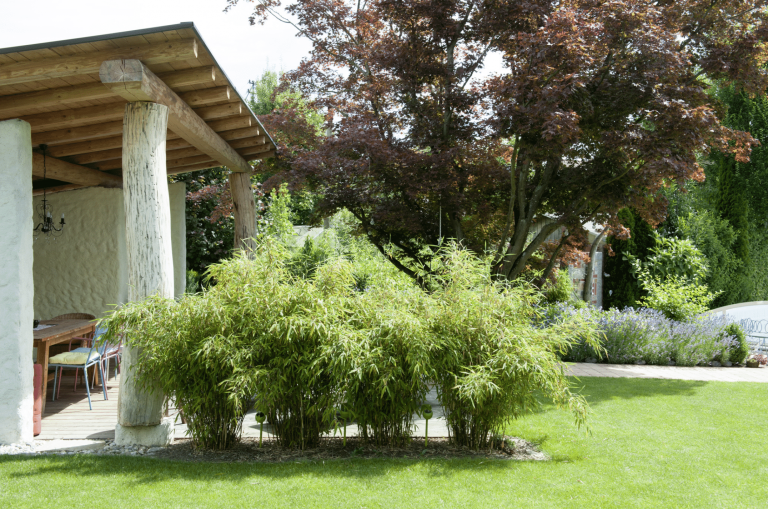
746, 359, 760, 368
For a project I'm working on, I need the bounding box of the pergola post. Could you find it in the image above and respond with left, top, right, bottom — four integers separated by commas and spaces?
0, 119, 34, 445
114, 102, 174, 446
229, 171, 257, 252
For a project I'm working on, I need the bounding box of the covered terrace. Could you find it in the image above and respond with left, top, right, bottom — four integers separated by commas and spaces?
0, 22, 275, 446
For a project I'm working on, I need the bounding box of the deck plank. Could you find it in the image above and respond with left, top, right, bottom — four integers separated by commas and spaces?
38, 372, 180, 440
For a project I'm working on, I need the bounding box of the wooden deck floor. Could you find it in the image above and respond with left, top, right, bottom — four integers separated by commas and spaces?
38, 370, 121, 440
39, 369, 181, 440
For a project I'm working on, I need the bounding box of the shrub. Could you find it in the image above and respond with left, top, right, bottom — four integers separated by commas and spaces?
324, 284, 434, 446
206, 242, 341, 450
628, 232, 709, 282
101, 294, 257, 450
428, 247, 599, 449
185, 269, 200, 294
286, 235, 335, 279
669, 316, 734, 366
639, 274, 718, 321
105, 237, 599, 451
723, 323, 749, 364
604, 208, 656, 309
103, 239, 341, 450
542, 269, 576, 304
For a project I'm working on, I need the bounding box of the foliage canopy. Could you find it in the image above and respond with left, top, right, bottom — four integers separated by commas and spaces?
227, 0, 766, 283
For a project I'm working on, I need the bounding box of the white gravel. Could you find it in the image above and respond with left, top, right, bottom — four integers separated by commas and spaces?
0, 440, 167, 457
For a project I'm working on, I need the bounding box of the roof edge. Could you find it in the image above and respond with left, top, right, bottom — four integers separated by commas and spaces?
0, 21, 278, 159
0, 22, 196, 55
184, 24, 278, 152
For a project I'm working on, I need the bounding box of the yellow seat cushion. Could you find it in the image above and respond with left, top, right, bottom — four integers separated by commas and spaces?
49, 351, 99, 365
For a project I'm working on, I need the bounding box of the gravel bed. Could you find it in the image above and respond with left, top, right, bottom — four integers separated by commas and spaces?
1, 436, 547, 462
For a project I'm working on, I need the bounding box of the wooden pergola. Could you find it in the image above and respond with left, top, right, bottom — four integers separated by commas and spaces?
0, 23, 275, 446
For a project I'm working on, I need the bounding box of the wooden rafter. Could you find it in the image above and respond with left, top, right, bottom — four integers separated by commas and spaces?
31, 120, 124, 146
21, 102, 126, 132
166, 151, 275, 176
100, 59, 251, 172
32, 116, 254, 147
68, 136, 267, 166
17, 97, 242, 133
47, 127, 261, 158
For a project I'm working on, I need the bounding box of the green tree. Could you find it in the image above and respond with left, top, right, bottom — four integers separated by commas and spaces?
248, 70, 280, 115
664, 84, 768, 305
677, 209, 744, 307
714, 155, 750, 264
604, 209, 655, 309
247, 69, 324, 224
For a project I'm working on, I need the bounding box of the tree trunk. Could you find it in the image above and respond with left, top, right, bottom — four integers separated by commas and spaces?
541, 230, 569, 284
228, 171, 257, 252
119, 101, 172, 428
583, 228, 607, 304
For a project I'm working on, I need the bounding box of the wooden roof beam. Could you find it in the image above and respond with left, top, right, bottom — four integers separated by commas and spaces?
0, 82, 114, 117
167, 116, 252, 138
0, 39, 198, 87
33, 152, 122, 188
100, 59, 252, 172
47, 126, 260, 158
0, 67, 218, 118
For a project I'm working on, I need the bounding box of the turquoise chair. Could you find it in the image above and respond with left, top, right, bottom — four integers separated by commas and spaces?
49, 337, 107, 410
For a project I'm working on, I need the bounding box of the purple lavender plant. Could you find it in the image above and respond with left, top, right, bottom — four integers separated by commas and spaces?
551, 304, 737, 366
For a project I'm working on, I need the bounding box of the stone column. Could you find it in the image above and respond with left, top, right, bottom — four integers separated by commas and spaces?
0, 119, 34, 445
115, 102, 175, 446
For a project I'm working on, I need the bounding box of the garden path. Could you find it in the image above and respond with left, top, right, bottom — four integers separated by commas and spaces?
568, 362, 768, 382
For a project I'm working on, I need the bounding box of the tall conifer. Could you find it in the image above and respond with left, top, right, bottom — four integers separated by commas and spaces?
604, 209, 655, 309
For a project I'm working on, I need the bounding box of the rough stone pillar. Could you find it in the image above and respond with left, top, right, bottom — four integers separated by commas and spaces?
115, 102, 174, 446
0, 119, 34, 445
229, 171, 257, 252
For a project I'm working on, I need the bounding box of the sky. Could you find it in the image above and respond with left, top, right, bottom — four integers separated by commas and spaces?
0, 0, 313, 98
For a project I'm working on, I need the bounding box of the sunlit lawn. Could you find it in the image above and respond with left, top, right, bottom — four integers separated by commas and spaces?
1, 378, 767, 508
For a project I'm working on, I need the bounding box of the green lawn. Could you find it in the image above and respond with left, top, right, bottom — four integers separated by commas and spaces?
2, 378, 767, 508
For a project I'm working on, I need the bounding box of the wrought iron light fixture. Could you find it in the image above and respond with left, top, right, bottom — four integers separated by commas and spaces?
33, 144, 65, 240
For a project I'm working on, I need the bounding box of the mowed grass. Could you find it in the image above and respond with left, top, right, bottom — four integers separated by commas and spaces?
1, 378, 767, 508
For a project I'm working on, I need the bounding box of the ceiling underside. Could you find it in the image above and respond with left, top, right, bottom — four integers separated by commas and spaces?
0, 22, 276, 194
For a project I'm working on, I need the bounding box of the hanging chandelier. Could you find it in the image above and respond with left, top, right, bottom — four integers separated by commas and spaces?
33, 144, 65, 240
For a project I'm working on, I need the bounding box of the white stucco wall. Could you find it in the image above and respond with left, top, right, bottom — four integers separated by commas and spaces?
32, 182, 187, 319
33, 187, 126, 319
0, 119, 34, 444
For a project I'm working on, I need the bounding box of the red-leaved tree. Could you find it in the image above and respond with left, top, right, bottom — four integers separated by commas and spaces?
228, 0, 767, 282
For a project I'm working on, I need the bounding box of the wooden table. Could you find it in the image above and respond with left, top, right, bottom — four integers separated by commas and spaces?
34, 319, 96, 414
